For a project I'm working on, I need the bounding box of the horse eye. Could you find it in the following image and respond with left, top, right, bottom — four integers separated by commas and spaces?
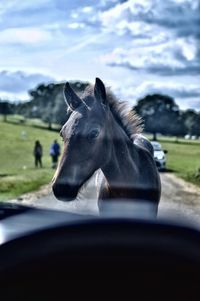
88, 129, 100, 141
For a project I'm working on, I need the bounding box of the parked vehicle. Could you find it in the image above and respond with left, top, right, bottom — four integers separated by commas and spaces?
151, 141, 167, 170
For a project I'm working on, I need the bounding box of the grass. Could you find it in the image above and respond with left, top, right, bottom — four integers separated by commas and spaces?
1, 114, 61, 130
0, 120, 63, 201
156, 136, 200, 186
144, 134, 200, 185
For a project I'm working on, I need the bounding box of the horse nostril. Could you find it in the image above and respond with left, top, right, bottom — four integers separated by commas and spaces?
52, 182, 78, 202
52, 183, 65, 200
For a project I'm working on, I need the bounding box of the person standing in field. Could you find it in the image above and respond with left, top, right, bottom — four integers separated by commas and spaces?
50, 139, 60, 168
33, 140, 43, 168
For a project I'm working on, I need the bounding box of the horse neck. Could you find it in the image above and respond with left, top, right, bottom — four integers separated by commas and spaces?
101, 115, 139, 196
101, 115, 161, 202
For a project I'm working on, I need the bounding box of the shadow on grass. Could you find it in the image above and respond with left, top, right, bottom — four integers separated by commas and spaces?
158, 138, 200, 147
32, 124, 60, 132
0, 173, 15, 177
5, 120, 60, 132
159, 168, 175, 173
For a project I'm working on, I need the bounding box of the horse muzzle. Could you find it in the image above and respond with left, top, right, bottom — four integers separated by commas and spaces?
52, 182, 79, 202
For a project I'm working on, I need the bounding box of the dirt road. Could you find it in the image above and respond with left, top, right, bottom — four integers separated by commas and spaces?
10, 172, 200, 223
158, 172, 200, 222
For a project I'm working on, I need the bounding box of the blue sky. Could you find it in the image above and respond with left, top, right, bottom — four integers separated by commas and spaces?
0, 0, 199, 110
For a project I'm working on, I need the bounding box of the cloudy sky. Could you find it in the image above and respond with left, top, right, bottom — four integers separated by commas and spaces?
0, 0, 199, 110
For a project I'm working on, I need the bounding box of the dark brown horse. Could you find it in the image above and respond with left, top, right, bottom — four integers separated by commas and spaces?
52, 78, 161, 216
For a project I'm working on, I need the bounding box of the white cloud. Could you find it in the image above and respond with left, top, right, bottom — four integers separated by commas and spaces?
0, 91, 29, 101
98, 0, 153, 31
112, 80, 200, 110
67, 0, 199, 78
134, 81, 200, 99
68, 23, 85, 29
71, 12, 79, 19
0, 0, 52, 15
0, 27, 52, 45
0, 0, 199, 110
176, 38, 197, 61
0, 71, 54, 100
100, 34, 199, 76
82, 6, 93, 13
101, 39, 183, 68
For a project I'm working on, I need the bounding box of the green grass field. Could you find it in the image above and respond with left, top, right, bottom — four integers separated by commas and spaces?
158, 138, 200, 185
0, 119, 63, 201
2, 114, 61, 130
145, 133, 200, 185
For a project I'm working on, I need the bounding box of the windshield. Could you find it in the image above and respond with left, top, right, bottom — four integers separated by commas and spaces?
151, 142, 162, 151
0, 1, 200, 225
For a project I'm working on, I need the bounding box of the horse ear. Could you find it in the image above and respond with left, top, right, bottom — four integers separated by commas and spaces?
63, 82, 82, 110
94, 78, 107, 105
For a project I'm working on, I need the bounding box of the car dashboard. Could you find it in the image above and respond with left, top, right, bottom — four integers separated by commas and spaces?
0, 202, 200, 301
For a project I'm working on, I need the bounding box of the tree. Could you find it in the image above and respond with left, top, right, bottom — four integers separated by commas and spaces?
25, 83, 58, 128
13, 80, 90, 127
182, 109, 200, 136
134, 94, 183, 140
27, 81, 89, 127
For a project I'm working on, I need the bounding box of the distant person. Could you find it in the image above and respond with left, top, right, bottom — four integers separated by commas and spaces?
21, 130, 27, 140
50, 139, 60, 168
33, 140, 43, 168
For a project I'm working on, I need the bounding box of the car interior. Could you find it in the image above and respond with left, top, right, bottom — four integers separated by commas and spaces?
0, 202, 199, 301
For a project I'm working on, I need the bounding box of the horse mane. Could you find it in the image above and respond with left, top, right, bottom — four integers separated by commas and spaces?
82, 85, 144, 141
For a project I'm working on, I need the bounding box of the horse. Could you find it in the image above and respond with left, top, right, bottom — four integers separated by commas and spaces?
52, 78, 161, 216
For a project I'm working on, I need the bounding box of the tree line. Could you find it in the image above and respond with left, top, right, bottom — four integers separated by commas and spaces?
0, 81, 200, 138
134, 94, 200, 140
0, 81, 89, 128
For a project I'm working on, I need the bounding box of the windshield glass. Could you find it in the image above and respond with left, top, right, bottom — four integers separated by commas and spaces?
0, 0, 200, 225
151, 143, 162, 151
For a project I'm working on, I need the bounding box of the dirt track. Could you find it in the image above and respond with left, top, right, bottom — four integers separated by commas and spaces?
10, 172, 200, 223
158, 172, 200, 222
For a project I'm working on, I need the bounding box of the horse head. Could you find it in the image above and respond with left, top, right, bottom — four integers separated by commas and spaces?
52, 78, 112, 201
